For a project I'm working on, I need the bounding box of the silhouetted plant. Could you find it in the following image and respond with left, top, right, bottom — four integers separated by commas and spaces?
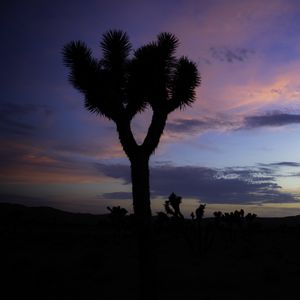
245, 212, 257, 222
245, 212, 258, 234
158, 193, 198, 250
195, 204, 206, 221
239, 209, 245, 218
192, 204, 206, 254
63, 30, 200, 300
164, 192, 184, 219
107, 206, 128, 239
213, 211, 223, 228
222, 211, 239, 242
155, 211, 169, 233
162, 193, 186, 243
156, 211, 169, 221
107, 205, 128, 218
107, 205, 128, 224
215, 210, 259, 244
209, 211, 224, 248
190, 212, 195, 220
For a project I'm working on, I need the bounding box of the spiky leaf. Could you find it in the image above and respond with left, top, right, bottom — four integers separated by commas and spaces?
63, 41, 123, 120
100, 30, 131, 72
168, 57, 200, 111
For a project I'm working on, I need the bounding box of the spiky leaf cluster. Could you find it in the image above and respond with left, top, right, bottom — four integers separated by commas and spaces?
63, 30, 200, 122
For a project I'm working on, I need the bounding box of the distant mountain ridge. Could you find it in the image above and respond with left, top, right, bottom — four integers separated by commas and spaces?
0, 202, 106, 225
1, 202, 300, 227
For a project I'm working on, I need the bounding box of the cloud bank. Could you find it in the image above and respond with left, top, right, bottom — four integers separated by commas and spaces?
96, 163, 300, 204
244, 113, 300, 128
165, 111, 300, 138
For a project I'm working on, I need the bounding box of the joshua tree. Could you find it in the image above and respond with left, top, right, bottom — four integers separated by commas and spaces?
63, 30, 200, 299
195, 204, 206, 221
164, 192, 184, 219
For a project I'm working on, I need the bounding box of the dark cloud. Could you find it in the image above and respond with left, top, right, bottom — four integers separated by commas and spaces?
210, 47, 255, 63
259, 162, 300, 178
244, 113, 300, 128
259, 162, 300, 167
98, 192, 132, 200
166, 112, 300, 136
167, 119, 209, 132
166, 119, 212, 134
96, 163, 299, 204
95, 163, 131, 184
0, 101, 54, 137
167, 119, 218, 134
166, 117, 235, 135
149, 165, 284, 204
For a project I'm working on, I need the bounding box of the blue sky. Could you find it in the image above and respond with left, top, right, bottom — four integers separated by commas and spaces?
1, 0, 300, 216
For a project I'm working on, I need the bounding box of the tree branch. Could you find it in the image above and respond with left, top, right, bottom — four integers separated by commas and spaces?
115, 116, 138, 158
166, 56, 200, 113
142, 110, 168, 156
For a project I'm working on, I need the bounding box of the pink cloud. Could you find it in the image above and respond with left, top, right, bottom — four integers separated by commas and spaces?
0, 140, 124, 184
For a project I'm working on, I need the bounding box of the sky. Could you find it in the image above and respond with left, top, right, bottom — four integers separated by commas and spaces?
1, 0, 300, 217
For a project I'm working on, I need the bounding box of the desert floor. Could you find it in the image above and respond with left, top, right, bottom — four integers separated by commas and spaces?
1, 203, 300, 300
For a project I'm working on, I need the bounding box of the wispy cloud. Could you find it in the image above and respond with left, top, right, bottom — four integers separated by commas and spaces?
210, 47, 255, 63
0, 102, 54, 137
164, 115, 239, 139
97, 192, 132, 200
257, 161, 300, 179
243, 113, 300, 128
166, 117, 230, 133
165, 111, 300, 139
259, 161, 300, 167
0, 141, 109, 184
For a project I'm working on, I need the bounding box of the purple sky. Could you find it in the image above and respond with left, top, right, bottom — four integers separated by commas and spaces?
1, 0, 300, 217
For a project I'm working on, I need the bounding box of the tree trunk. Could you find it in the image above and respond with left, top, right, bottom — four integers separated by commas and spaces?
130, 153, 157, 300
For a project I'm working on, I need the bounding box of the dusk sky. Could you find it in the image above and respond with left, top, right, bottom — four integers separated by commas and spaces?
2, 0, 300, 217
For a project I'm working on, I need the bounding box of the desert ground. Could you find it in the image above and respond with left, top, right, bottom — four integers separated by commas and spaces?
1, 203, 300, 300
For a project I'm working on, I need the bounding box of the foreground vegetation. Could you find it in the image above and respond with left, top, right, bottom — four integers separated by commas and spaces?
1, 202, 300, 300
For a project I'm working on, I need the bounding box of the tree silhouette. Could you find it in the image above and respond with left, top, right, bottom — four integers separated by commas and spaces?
107, 206, 128, 238
164, 192, 184, 219
63, 30, 200, 300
